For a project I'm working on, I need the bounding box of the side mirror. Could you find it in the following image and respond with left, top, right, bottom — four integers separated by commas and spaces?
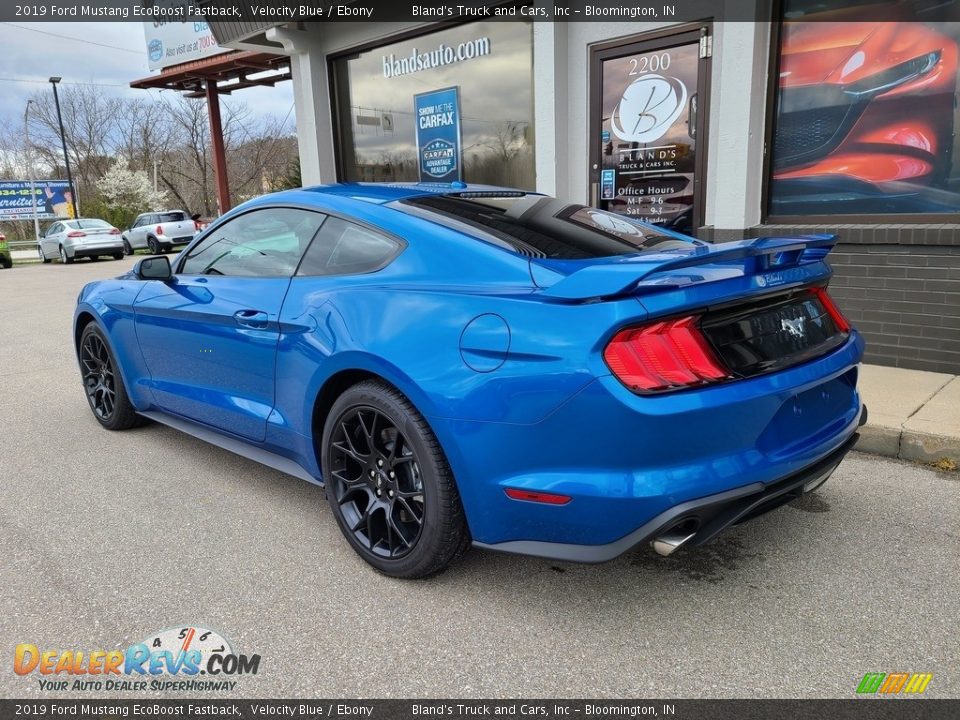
135, 255, 172, 281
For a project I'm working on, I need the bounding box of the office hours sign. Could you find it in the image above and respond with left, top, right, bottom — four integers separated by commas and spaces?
414, 86, 463, 183
597, 41, 700, 234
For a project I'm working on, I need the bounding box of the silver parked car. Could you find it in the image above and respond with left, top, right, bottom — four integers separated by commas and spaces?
122, 210, 197, 255
38, 218, 125, 264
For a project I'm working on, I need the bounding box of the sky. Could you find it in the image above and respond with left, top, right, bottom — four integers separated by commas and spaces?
0, 21, 295, 150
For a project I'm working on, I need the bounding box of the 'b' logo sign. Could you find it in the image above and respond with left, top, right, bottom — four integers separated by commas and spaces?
611, 74, 687, 144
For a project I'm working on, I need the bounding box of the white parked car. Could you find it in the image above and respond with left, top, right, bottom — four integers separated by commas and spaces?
38, 218, 125, 264
122, 210, 198, 255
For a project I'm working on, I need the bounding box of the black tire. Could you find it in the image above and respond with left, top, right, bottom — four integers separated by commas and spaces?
0, 257, 10, 269
59, 246, 73, 264
122, 238, 133, 256
112, 252, 124, 260
147, 237, 159, 255
78, 323, 144, 431
39, 246, 51, 264
322, 380, 470, 579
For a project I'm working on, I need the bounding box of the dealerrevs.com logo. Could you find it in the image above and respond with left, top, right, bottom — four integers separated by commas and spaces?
14, 626, 261, 692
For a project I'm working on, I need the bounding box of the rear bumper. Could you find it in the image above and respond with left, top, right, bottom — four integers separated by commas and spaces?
438, 331, 865, 553
158, 235, 194, 247
474, 420, 862, 563
69, 242, 124, 258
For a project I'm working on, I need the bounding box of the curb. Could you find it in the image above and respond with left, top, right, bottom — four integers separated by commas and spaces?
856, 424, 960, 467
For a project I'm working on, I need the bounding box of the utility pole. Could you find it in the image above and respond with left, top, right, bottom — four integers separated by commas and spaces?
49, 76, 79, 219
23, 100, 40, 245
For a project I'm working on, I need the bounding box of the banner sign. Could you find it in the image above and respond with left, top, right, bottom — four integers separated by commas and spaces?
144, 15, 228, 70
0, 180, 75, 221
414, 86, 463, 183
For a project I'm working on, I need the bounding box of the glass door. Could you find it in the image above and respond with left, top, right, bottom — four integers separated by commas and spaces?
589, 26, 711, 236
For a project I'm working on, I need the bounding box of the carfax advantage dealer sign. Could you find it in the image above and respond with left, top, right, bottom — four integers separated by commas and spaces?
414, 86, 463, 183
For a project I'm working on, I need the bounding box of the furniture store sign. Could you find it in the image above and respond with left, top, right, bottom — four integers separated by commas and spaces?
414, 87, 463, 183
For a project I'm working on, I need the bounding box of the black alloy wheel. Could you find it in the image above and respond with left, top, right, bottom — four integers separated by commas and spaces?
323, 380, 469, 578
80, 329, 117, 421
148, 237, 159, 254
329, 406, 426, 559
78, 324, 143, 430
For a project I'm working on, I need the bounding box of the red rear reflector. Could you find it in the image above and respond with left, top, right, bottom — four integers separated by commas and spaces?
504, 488, 572, 505
156, 226, 164, 235
66, 231, 86, 238
604, 315, 731, 393
814, 288, 851, 333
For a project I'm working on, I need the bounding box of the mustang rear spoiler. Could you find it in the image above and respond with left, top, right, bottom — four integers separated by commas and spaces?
538, 234, 838, 301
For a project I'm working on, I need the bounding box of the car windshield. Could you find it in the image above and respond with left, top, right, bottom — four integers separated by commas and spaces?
159, 212, 187, 222
71, 219, 112, 230
392, 194, 694, 260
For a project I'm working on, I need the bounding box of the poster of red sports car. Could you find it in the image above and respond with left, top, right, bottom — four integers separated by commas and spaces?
770, 0, 960, 216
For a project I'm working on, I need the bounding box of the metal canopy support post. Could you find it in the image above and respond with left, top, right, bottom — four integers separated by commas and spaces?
205, 81, 231, 215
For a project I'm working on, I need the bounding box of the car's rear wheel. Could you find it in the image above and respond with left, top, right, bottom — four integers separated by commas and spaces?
147, 237, 159, 254
59, 246, 73, 264
112, 252, 124, 260
78, 323, 143, 431
0, 256, 10, 269
322, 380, 469, 579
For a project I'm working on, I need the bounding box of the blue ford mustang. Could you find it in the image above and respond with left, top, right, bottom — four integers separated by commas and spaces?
74, 183, 865, 578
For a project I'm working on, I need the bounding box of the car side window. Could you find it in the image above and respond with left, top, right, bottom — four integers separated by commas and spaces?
180, 207, 324, 278
47, 223, 61, 236
297, 216, 401, 277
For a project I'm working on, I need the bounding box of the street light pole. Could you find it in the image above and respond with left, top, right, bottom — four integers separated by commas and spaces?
23, 100, 41, 245
48, 76, 79, 219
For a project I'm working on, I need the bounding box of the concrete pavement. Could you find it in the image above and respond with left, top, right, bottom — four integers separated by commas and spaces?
856, 365, 960, 467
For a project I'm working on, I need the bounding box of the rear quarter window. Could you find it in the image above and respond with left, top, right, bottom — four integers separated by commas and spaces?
297, 217, 401, 276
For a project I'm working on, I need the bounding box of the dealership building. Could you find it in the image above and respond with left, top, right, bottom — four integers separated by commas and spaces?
181, 3, 960, 374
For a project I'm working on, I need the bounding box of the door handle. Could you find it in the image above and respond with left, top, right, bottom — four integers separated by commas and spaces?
233, 310, 269, 328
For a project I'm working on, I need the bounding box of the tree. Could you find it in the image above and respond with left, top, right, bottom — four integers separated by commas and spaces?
93, 158, 168, 229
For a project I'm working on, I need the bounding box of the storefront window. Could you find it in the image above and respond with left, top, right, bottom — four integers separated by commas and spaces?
769, 1, 960, 217
332, 22, 535, 189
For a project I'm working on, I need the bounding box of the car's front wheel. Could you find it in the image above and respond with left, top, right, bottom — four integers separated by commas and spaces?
122, 238, 133, 256
38, 245, 51, 264
322, 380, 470, 579
78, 323, 143, 431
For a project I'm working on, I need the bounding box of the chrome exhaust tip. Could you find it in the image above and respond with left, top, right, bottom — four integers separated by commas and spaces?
651, 519, 699, 557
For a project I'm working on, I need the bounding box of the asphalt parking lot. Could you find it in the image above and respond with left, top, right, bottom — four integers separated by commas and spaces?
0, 257, 958, 699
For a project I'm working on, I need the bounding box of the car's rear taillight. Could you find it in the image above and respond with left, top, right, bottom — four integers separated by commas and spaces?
109, 228, 120, 235
67, 231, 86, 238
813, 287, 850, 333
156, 225, 164, 236
604, 315, 731, 394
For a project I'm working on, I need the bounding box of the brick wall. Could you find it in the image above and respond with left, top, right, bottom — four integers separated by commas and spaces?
828, 244, 960, 374
739, 225, 960, 375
